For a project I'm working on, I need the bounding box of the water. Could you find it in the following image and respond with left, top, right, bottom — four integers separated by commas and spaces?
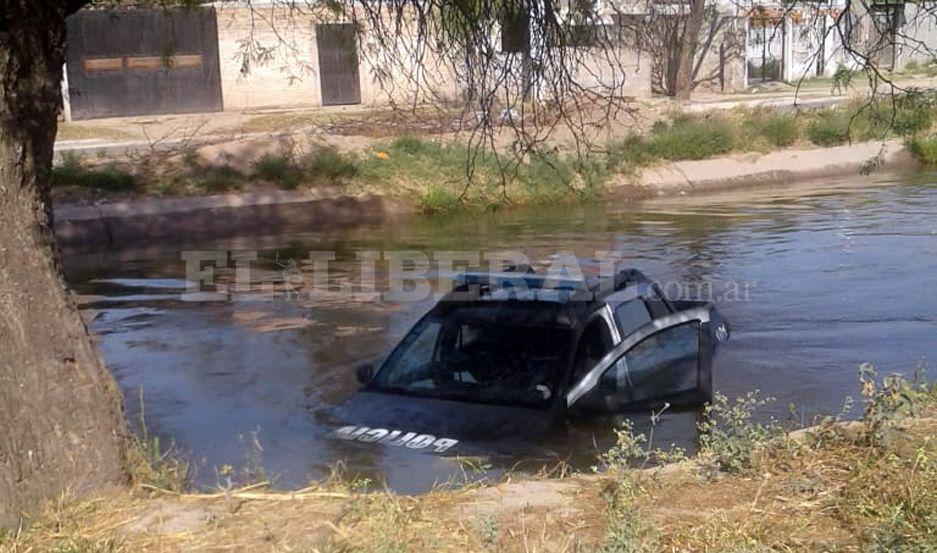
64, 171, 937, 492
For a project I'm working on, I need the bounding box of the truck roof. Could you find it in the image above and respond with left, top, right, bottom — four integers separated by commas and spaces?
432, 266, 654, 327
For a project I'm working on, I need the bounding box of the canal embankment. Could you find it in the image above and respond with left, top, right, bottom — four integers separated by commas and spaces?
54, 136, 921, 248
4, 374, 934, 552
52, 93, 937, 247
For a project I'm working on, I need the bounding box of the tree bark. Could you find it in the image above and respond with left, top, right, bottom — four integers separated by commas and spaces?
673, 0, 706, 100
0, 1, 125, 527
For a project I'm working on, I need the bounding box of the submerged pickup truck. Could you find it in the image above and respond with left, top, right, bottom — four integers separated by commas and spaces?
330, 267, 730, 456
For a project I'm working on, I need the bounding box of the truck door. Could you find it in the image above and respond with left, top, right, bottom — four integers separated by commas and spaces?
566, 307, 714, 412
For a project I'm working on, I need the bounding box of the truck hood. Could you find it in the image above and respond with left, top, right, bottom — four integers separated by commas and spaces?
327, 391, 558, 457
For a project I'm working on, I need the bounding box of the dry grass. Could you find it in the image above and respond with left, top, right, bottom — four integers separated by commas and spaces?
56, 123, 138, 142
3, 375, 934, 552
0, 476, 607, 553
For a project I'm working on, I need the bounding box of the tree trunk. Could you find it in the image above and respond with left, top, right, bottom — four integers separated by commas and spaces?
673, 0, 706, 100
0, 1, 126, 527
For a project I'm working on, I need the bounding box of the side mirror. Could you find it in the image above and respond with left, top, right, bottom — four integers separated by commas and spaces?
356, 363, 375, 385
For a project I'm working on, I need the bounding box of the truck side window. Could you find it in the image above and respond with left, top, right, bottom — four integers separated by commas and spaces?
644, 287, 673, 319
643, 296, 669, 319
572, 317, 612, 380
614, 300, 652, 336
601, 322, 699, 404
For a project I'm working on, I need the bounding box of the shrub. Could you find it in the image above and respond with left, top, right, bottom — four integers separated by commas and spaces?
746, 112, 800, 147
417, 183, 460, 213
645, 114, 737, 161
906, 135, 937, 166
195, 165, 244, 193
252, 154, 303, 189
388, 135, 437, 155
51, 153, 135, 191
303, 146, 359, 184
606, 134, 657, 173
882, 93, 934, 137
806, 110, 852, 146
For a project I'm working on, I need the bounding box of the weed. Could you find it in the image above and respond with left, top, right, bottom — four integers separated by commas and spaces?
389, 134, 438, 155
478, 515, 499, 548
606, 134, 656, 173
601, 472, 655, 553
907, 135, 937, 166
124, 388, 189, 492
858, 363, 933, 448
599, 420, 649, 473
303, 145, 359, 184
885, 92, 934, 137
698, 391, 779, 474
745, 111, 800, 147
806, 109, 853, 146
646, 114, 737, 161
252, 153, 303, 189
418, 183, 461, 213
194, 164, 244, 193
839, 437, 937, 551
51, 153, 135, 191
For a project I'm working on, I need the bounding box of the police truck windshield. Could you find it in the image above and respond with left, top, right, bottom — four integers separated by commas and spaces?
373, 311, 571, 408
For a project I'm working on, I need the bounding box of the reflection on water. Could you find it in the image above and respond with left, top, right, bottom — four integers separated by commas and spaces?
65, 171, 937, 492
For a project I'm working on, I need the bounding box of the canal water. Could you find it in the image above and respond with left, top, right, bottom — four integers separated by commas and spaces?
63, 171, 937, 492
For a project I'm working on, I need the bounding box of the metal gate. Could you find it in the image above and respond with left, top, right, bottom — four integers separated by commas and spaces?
747, 17, 784, 83
65, 8, 223, 120
316, 24, 361, 106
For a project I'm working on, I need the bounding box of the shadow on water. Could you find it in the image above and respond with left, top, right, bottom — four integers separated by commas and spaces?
63, 171, 937, 492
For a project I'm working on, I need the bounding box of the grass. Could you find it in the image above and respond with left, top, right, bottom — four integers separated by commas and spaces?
806, 95, 935, 147
2, 370, 935, 552
51, 153, 136, 192
906, 135, 937, 166
304, 145, 359, 184
251, 154, 303, 189
52, 91, 937, 212
56, 123, 136, 142
357, 136, 605, 213
124, 389, 189, 492
742, 110, 800, 147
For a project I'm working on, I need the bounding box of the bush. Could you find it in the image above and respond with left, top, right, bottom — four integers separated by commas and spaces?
388, 135, 437, 155
906, 135, 937, 166
606, 134, 657, 173
645, 114, 737, 161
303, 146, 359, 184
417, 183, 460, 213
251, 154, 303, 189
51, 153, 135, 191
195, 165, 244, 193
746, 112, 800, 147
882, 93, 934, 137
806, 110, 852, 146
